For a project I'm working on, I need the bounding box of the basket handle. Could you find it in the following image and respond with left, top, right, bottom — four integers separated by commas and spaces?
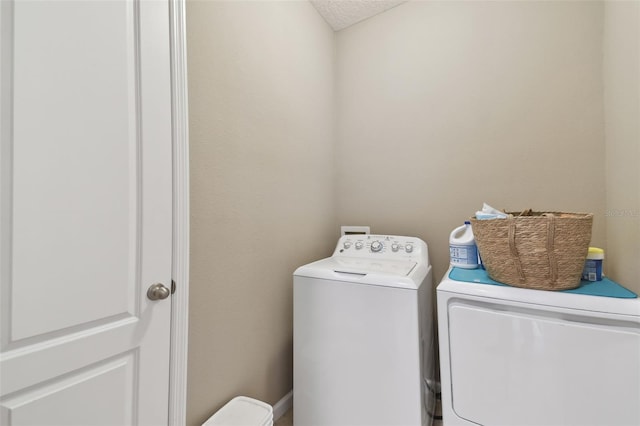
507, 216, 526, 282
509, 213, 559, 285
543, 213, 558, 285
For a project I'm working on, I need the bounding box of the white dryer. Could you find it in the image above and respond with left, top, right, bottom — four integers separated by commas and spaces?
437, 267, 640, 426
294, 235, 436, 426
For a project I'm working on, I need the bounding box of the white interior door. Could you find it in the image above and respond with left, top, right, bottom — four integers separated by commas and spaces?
0, 1, 173, 425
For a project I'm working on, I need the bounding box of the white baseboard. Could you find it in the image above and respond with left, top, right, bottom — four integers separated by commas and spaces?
272, 390, 293, 421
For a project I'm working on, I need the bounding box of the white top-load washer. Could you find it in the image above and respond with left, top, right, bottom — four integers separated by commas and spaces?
294, 234, 435, 426
437, 267, 640, 426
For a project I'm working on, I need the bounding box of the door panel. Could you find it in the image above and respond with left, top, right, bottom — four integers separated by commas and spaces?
10, 0, 139, 342
2, 352, 136, 426
0, 1, 173, 425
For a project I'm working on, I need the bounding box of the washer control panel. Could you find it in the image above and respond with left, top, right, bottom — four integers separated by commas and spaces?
333, 234, 427, 261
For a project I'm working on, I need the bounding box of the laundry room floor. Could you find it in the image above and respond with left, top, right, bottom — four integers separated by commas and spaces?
274, 408, 293, 426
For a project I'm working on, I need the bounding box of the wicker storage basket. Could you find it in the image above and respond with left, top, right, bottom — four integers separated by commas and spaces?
470, 211, 593, 291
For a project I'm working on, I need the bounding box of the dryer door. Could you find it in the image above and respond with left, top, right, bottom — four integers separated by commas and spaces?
446, 298, 640, 426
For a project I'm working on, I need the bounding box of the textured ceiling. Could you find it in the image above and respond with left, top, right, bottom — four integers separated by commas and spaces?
310, 0, 407, 31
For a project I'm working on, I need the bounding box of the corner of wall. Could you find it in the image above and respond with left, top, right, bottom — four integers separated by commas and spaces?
602, 0, 640, 292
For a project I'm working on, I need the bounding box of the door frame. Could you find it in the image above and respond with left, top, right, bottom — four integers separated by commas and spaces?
168, 0, 190, 424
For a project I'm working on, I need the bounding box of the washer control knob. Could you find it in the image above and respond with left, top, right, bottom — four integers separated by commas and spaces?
370, 241, 383, 252
405, 244, 414, 253
343, 241, 352, 249
355, 241, 364, 250
391, 243, 399, 252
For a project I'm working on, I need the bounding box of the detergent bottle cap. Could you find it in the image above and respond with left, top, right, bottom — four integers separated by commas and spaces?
586, 247, 604, 260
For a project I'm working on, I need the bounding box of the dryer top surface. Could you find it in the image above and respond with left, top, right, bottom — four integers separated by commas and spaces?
438, 268, 640, 318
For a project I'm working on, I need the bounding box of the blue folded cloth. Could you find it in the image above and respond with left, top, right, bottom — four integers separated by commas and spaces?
449, 267, 637, 299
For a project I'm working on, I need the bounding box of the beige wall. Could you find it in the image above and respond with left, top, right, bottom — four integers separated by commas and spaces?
335, 1, 607, 283
186, 1, 335, 424
186, 1, 638, 424
603, 1, 640, 294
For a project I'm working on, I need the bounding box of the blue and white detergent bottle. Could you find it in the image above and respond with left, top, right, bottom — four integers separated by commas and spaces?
449, 221, 479, 269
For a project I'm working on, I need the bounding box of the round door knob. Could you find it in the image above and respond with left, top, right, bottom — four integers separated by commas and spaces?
147, 283, 170, 301
370, 241, 383, 252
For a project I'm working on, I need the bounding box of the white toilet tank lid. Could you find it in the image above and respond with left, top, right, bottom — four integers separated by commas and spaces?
203, 396, 273, 426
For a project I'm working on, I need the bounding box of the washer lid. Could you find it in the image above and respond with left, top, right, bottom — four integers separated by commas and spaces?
331, 257, 417, 276
294, 257, 428, 289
